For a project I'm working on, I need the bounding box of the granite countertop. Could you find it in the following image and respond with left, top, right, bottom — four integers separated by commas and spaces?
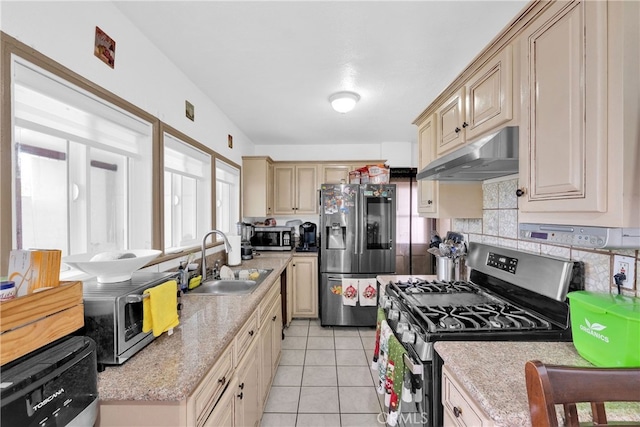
98, 253, 292, 402
435, 341, 640, 426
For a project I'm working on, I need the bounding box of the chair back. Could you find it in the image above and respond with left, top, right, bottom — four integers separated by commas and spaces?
524, 360, 640, 427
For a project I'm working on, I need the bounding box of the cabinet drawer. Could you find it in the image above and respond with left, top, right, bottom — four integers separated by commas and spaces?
442, 365, 491, 426
259, 278, 281, 326
201, 376, 236, 427
234, 311, 258, 366
193, 345, 234, 426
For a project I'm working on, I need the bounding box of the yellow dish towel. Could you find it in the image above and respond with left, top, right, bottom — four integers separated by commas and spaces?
142, 280, 180, 337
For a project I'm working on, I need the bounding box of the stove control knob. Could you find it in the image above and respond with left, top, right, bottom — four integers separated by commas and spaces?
388, 309, 400, 321
396, 322, 409, 333
381, 296, 391, 309
402, 330, 416, 345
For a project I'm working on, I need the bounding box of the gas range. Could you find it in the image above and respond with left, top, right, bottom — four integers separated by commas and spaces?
379, 243, 584, 427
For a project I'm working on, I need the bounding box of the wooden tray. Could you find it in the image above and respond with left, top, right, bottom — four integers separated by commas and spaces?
0, 281, 84, 365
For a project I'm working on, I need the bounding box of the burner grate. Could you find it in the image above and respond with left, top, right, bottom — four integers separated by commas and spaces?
396, 279, 477, 294
417, 303, 551, 332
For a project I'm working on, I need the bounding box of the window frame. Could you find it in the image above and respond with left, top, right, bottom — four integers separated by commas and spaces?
214, 156, 241, 237
160, 123, 216, 253
0, 32, 242, 274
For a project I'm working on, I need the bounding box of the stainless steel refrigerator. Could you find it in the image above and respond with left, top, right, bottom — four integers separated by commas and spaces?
319, 183, 396, 326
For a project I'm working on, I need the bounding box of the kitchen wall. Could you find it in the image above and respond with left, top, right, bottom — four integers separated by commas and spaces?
452, 176, 639, 297
253, 141, 415, 167
1, 2, 252, 165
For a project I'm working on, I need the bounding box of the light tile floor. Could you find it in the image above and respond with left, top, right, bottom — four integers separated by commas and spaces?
260, 318, 385, 427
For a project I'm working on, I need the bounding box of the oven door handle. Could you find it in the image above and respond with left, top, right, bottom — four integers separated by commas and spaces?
403, 353, 423, 375
125, 294, 150, 304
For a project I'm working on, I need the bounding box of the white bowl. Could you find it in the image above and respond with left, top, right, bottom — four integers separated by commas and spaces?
62, 249, 162, 283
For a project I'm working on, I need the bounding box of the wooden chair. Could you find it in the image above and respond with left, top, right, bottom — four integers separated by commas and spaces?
525, 360, 640, 427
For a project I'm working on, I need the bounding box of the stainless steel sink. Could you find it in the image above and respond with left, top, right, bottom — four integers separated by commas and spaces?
189, 268, 273, 295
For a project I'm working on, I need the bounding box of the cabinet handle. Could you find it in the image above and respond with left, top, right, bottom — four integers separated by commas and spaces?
427, 200, 433, 205
248, 330, 254, 336
462, 122, 469, 128
218, 376, 226, 385
239, 382, 245, 390
272, 315, 277, 321
453, 406, 462, 418
516, 188, 526, 197
237, 392, 243, 399
454, 127, 461, 133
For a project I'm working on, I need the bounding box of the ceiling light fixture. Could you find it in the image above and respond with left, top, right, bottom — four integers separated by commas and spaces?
329, 91, 360, 113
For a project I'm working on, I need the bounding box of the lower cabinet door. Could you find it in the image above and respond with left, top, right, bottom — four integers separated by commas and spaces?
270, 296, 283, 376
202, 377, 237, 427
235, 340, 260, 427
259, 315, 274, 406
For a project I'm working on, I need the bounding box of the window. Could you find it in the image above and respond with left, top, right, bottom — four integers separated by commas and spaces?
215, 159, 240, 236
163, 132, 212, 252
12, 57, 153, 258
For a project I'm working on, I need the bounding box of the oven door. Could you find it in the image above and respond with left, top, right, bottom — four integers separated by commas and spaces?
383, 294, 433, 427
398, 347, 432, 427
115, 293, 154, 363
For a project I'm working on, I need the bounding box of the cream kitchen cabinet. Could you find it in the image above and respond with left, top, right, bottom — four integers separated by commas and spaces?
242, 156, 274, 217
417, 115, 438, 215
190, 345, 235, 427
234, 339, 260, 427
436, 88, 466, 157
442, 365, 494, 427
435, 46, 513, 157
258, 279, 282, 407
320, 161, 386, 184
202, 376, 237, 427
417, 114, 483, 219
321, 164, 351, 184
464, 45, 513, 141
518, 0, 640, 228
273, 164, 318, 215
291, 255, 318, 318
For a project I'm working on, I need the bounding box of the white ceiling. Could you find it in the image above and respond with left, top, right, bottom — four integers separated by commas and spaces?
114, 1, 528, 147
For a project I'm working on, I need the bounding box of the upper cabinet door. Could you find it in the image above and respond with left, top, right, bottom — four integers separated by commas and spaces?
321, 165, 350, 184
295, 165, 318, 214
273, 165, 296, 214
519, 0, 608, 214
417, 115, 438, 215
436, 88, 466, 156
273, 164, 318, 215
465, 45, 513, 141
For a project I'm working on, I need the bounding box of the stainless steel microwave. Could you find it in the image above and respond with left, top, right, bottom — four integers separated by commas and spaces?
81, 271, 179, 369
252, 226, 295, 251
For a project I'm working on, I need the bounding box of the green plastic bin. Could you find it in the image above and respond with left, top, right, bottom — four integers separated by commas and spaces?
567, 291, 640, 367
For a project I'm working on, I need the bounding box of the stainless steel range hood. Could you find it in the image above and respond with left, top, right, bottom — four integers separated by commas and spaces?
417, 126, 519, 181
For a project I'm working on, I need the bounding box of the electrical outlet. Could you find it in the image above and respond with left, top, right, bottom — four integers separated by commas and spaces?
613, 255, 635, 288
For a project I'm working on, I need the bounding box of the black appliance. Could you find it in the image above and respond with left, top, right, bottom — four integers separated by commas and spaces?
1, 336, 98, 427
380, 242, 583, 427
296, 222, 318, 252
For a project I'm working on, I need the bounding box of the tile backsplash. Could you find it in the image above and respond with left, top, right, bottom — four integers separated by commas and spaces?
453, 177, 639, 297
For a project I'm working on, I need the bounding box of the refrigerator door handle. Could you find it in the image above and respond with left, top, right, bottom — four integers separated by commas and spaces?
358, 191, 363, 255
355, 193, 360, 256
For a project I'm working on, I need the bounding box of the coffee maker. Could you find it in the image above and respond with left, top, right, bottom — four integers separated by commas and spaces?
237, 222, 255, 260
296, 222, 318, 252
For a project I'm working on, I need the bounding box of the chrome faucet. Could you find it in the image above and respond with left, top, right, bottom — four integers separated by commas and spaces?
201, 230, 232, 281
